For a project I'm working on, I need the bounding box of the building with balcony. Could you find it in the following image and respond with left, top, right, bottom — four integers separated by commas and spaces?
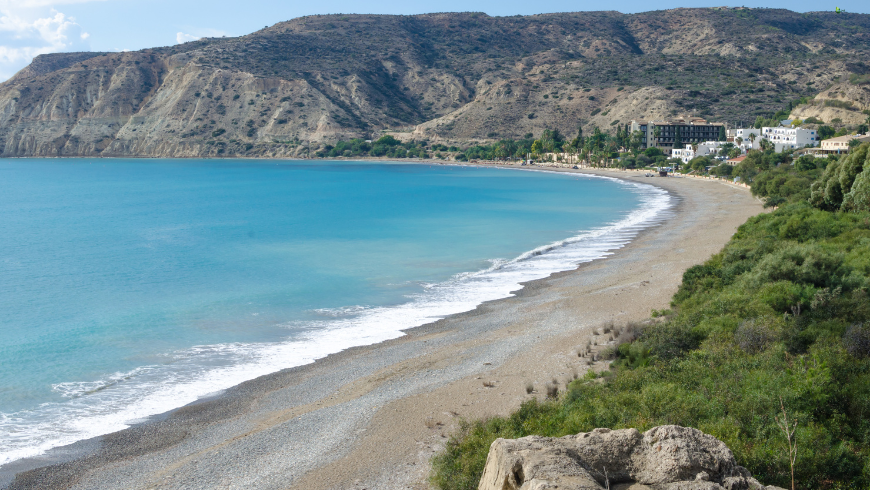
671, 144, 695, 164
804, 134, 870, 157
630, 117, 725, 151
761, 127, 819, 152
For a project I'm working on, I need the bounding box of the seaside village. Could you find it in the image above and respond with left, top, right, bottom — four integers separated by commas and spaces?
533, 115, 870, 178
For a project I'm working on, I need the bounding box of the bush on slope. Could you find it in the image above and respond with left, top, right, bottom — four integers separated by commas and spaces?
431, 202, 870, 490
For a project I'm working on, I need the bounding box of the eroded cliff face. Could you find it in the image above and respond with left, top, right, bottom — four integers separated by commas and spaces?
0, 52, 378, 157
1, 8, 869, 158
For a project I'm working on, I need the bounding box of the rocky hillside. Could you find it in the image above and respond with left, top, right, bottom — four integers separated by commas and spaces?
789, 74, 870, 125
2, 8, 870, 158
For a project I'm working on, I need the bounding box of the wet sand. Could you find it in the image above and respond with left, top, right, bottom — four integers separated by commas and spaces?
1, 168, 764, 490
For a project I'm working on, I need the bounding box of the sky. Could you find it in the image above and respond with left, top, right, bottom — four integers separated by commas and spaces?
1, 0, 868, 82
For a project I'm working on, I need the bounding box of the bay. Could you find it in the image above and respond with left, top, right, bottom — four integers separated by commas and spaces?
0, 159, 669, 463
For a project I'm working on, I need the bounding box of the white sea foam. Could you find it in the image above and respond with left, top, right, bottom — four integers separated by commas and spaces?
0, 174, 673, 466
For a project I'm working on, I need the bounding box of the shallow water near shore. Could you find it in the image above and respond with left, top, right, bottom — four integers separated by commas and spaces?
0, 159, 670, 465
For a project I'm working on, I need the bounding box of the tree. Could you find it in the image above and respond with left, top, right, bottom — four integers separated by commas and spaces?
629, 131, 644, 155
573, 126, 585, 149
673, 126, 682, 149
375, 135, 401, 146
718, 142, 736, 157
644, 147, 664, 158
818, 126, 836, 140
530, 139, 543, 157
748, 133, 757, 148
832, 117, 843, 128
719, 125, 727, 141
849, 138, 863, 149
736, 136, 744, 147
540, 129, 565, 153
688, 155, 713, 173
617, 156, 636, 169
710, 162, 733, 177
587, 126, 606, 153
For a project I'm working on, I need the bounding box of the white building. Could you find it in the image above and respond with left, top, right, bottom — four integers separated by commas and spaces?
671, 144, 695, 164
728, 129, 762, 150
696, 141, 725, 157
727, 127, 819, 152
762, 127, 820, 152
671, 141, 728, 164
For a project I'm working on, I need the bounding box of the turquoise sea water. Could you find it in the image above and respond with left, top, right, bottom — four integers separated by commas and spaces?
0, 159, 670, 464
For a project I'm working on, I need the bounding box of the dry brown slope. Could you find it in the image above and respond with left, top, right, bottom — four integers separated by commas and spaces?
2, 8, 870, 157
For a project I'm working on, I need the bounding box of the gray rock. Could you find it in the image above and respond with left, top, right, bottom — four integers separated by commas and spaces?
477, 426, 777, 490
634, 425, 737, 484
476, 435, 603, 490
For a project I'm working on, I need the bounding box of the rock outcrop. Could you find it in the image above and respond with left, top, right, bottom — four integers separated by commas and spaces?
478, 425, 785, 490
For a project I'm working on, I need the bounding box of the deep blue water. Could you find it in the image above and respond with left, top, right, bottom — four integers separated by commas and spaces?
0, 159, 670, 463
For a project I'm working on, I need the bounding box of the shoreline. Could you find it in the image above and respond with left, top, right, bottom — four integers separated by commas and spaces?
0, 161, 662, 468
1, 166, 764, 490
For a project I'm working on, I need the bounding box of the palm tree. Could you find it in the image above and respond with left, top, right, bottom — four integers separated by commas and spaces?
748, 133, 757, 148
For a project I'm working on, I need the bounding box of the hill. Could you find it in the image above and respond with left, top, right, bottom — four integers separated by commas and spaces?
1, 8, 870, 158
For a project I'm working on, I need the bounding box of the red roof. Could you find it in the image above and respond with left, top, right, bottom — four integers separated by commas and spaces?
726, 155, 747, 164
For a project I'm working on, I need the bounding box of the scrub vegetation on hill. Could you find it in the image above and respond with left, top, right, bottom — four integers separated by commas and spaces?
431, 144, 870, 490
3, 9, 870, 157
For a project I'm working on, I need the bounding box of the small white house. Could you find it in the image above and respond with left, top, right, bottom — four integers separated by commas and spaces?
671, 144, 695, 164
672, 141, 728, 164
696, 141, 725, 157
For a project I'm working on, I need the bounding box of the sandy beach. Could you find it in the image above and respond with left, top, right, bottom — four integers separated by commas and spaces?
1, 167, 764, 490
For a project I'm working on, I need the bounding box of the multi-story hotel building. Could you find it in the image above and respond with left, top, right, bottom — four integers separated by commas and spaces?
630, 117, 726, 151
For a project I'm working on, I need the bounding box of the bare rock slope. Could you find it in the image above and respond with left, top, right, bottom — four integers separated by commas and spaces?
478, 425, 785, 490
2, 8, 870, 157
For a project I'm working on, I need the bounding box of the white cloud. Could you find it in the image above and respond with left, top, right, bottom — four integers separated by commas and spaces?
13, 0, 108, 7
175, 28, 228, 45
176, 31, 200, 44
0, 4, 91, 81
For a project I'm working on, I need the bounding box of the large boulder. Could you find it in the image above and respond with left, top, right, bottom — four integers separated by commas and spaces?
477, 426, 786, 490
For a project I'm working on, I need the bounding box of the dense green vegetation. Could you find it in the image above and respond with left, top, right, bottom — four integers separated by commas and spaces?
320, 126, 668, 166
431, 144, 870, 490
315, 135, 432, 158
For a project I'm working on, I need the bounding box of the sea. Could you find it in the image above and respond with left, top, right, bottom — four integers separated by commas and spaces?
0, 159, 672, 465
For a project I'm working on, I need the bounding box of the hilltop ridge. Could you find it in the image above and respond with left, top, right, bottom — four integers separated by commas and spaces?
1, 8, 869, 158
